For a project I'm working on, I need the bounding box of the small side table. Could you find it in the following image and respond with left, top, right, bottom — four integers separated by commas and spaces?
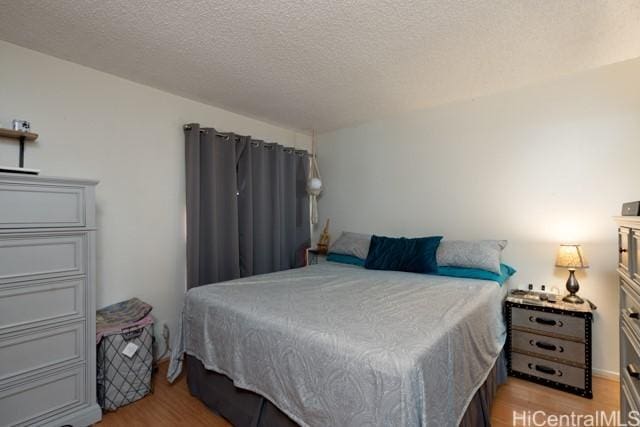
505, 295, 594, 398
305, 248, 326, 266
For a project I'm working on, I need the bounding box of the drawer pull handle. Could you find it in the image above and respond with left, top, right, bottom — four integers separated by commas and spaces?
529, 340, 563, 352
620, 248, 628, 253
629, 311, 640, 320
528, 363, 562, 377
529, 316, 562, 327
627, 364, 640, 379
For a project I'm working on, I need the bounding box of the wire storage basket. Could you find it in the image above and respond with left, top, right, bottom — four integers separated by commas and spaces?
97, 321, 154, 411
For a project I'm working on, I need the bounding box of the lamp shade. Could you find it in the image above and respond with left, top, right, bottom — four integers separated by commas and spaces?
555, 244, 589, 269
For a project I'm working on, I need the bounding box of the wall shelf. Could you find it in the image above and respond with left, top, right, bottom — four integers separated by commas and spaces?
0, 128, 38, 141
0, 128, 39, 169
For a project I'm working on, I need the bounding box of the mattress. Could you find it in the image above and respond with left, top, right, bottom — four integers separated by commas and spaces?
169, 262, 507, 426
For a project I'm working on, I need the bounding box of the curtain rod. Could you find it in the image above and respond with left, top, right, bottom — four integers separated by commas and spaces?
183, 124, 306, 155
183, 124, 239, 140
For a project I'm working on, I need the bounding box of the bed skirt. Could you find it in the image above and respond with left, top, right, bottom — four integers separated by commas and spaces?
186, 351, 507, 427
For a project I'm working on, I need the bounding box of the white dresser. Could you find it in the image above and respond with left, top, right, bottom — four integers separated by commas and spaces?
617, 216, 640, 424
0, 174, 101, 427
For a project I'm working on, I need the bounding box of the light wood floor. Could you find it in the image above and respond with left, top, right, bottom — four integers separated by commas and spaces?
98, 363, 619, 427
492, 375, 619, 426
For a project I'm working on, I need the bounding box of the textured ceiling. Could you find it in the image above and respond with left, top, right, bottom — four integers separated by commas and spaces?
0, 1, 639, 132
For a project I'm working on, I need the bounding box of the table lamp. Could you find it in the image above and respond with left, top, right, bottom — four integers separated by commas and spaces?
555, 244, 589, 304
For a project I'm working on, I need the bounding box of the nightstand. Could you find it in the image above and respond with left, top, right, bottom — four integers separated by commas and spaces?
305, 248, 326, 265
505, 296, 594, 398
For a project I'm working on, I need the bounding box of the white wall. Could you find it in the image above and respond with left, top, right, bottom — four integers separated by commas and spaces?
317, 57, 640, 376
0, 40, 311, 354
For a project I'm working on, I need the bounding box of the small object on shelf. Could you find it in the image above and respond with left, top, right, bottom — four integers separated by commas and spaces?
11, 119, 31, 132
0, 127, 39, 174
555, 244, 589, 304
316, 218, 331, 254
539, 285, 548, 301
621, 201, 640, 216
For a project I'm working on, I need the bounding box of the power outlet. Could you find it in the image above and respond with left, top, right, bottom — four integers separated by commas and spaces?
162, 323, 170, 343
160, 322, 171, 359
153, 321, 171, 361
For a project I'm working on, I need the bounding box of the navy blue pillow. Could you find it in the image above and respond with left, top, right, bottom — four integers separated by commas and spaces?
364, 235, 442, 273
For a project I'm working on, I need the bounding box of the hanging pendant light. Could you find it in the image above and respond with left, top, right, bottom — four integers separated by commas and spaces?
307, 130, 323, 224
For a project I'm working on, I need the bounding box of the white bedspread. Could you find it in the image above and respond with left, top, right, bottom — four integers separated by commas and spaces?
169, 262, 506, 426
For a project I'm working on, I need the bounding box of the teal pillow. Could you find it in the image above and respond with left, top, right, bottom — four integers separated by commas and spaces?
327, 253, 365, 266
436, 263, 516, 286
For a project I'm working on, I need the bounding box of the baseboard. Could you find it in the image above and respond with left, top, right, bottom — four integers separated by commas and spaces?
41, 403, 102, 427
593, 368, 620, 381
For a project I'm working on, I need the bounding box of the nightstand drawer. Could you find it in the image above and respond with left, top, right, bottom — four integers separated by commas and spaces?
511, 352, 586, 389
511, 307, 585, 339
511, 330, 584, 365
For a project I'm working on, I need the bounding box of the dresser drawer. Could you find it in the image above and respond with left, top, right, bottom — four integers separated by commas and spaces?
0, 277, 85, 332
0, 182, 85, 229
511, 352, 586, 389
511, 330, 585, 365
0, 233, 86, 284
633, 230, 640, 286
0, 322, 85, 384
621, 321, 640, 404
622, 375, 640, 426
511, 307, 585, 340
620, 227, 632, 274
0, 365, 85, 427
621, 277, 640, 335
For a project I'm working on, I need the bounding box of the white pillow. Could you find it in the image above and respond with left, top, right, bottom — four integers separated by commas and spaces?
329, 232, 371, 259
436, 240, 507, 274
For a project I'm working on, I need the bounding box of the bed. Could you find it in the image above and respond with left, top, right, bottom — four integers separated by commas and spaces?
169, 261, 507, 426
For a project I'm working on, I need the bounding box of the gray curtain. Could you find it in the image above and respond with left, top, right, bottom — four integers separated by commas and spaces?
185, 123, 310, 288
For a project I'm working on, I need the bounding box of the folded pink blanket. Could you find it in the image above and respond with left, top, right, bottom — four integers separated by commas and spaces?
96, 298, 153, 344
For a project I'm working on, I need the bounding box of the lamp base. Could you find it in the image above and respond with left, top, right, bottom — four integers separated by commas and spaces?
562, 269, 584, 304
562, 294, 585, 304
